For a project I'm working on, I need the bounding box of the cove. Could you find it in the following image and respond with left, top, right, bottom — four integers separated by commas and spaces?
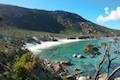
35, 38, 120, 77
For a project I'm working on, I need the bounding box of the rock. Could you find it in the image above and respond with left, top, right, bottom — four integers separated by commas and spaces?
89, 54, 95, 58
3, 71, 11, 78
27, 36, 41, 44
59, 61, 71, 65
78, 76, 88, 80
115, 77, 120, 80
52, 63, 62, 73
66, 75, 76, 80
77, 54, 86, 59
59, 72, 67, 76
73, 54, 77, 58
32, 36, 39, 41
86, 76, 92, 79
75, 68, 81, 71
98, 73, 114, 80
98, 73, 107, 80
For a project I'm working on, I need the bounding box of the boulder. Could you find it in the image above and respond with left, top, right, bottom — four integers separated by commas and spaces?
72, 54, 77, 58
59, 61, 71, 65
78, 76, 88, 80
77, 54, 86, 59
52, 63, 62, 73
115, 77, 120, 80
98, 73, 114, 80
66, 75, 76, 80
75, 68, 81, 71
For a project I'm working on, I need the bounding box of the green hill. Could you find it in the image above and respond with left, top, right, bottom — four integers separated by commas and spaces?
0, 4, 119, 37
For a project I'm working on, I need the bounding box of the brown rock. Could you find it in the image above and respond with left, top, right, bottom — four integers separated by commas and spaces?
52, 63, 62, 73
59, 61, 71, 65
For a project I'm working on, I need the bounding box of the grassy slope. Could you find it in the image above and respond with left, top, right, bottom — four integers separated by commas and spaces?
0, 27, 83, 39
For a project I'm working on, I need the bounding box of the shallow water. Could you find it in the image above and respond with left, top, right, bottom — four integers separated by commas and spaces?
35, 38, 120, 76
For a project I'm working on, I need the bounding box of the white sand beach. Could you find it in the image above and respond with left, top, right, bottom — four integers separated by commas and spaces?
24, 39, 85, 53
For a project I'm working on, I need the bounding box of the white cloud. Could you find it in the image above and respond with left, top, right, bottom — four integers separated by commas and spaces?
104, 7, 109, 14
97, 6, 120, 23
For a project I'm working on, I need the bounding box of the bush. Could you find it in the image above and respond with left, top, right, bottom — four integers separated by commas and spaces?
12, 51, 40, 80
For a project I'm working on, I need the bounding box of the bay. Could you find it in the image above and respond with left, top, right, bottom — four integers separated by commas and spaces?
35, 37, 120, 76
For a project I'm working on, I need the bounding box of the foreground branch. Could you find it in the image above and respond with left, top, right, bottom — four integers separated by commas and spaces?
94, 47, 108, 80
107, 56, 118, 77
107, 66, 120, 80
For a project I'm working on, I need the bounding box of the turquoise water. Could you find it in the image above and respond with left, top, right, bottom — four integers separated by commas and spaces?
35, 38, 120, 76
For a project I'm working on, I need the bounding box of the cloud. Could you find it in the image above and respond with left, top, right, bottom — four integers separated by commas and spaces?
104, 7, 109, 14
97, 6, 120, 23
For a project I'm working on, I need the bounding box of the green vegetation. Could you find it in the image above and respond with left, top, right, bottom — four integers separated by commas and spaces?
14, 52, 34, 71
0, 37, 62, 80
0, 4, 120, 80
13, 51, 39, 80
0, 4, 119, 37
0, 27, 84, 40
0, 27, 54, 39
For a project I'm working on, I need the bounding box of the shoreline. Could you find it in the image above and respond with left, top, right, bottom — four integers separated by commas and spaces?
24, 39, 89, 53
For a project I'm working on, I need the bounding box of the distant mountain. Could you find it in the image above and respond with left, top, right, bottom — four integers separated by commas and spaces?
0, 4, 119, 35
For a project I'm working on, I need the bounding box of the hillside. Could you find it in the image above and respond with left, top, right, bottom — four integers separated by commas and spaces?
0, 4, 119, 36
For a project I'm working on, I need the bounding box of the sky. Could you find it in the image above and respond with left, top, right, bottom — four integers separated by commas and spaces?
0, 0, 120, 30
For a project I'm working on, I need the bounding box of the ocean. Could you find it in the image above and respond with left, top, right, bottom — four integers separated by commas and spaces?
35, 37, 120, 76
